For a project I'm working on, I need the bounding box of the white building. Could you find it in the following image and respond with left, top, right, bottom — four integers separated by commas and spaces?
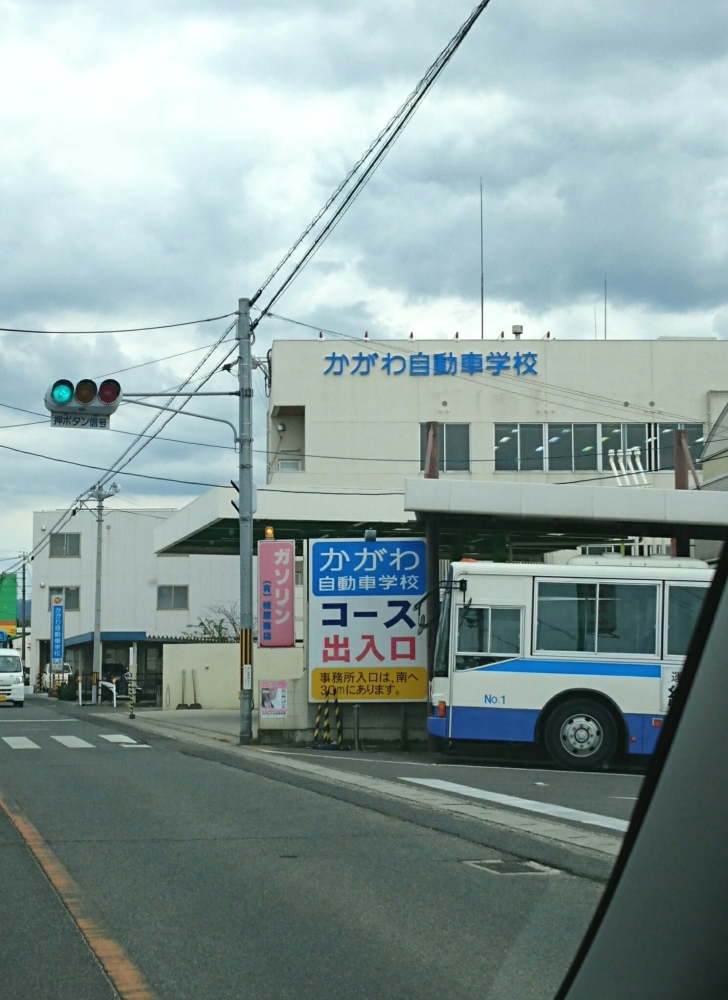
266, 336, 722, 491
30, 507, 238, 698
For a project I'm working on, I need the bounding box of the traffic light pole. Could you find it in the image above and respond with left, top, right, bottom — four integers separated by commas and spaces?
237, 298, 254, 745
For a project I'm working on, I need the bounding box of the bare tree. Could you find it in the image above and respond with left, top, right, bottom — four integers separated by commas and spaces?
185, 602, 240, 643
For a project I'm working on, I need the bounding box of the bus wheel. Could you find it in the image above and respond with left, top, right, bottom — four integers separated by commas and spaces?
544, 699, 618, 771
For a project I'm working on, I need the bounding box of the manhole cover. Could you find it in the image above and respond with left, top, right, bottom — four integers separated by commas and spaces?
465, 859, 560, 875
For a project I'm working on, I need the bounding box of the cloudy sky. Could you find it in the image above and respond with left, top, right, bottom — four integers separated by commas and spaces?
1, 0, 728, 559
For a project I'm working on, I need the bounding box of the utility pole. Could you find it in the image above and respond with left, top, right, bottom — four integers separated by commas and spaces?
91, 485, 118, 696
237, 298, 254, 744
672, 429, 690, 558
480, 177, 484, 340
20, 553, 27, 681
424, 422, 440, 752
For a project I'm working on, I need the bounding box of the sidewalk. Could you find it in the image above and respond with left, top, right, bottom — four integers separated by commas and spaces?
106, 707, 256, 744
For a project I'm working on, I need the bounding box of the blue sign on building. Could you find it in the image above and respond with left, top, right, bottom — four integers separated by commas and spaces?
51, 599, 64, 669
323, 349, 537, 378
310, 539, 426, 598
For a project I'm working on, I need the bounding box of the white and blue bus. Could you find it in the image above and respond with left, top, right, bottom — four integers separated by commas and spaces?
428, 556, 712, 769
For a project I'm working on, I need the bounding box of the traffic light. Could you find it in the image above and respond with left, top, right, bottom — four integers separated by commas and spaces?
44, 378, 122, 428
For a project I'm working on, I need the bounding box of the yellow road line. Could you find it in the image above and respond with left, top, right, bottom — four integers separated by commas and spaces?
0, 790, 156, 1000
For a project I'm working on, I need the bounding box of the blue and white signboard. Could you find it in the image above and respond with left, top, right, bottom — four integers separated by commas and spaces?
308, 538, 428, 703
51, 596, 64, 670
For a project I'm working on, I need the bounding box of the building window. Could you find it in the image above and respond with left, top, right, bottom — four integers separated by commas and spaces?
547, 424, 598, 471
657, 423, 705, 471
495, 422, 704, 474
494, 424, 543, 471
157, 585, 189, 611
49, 533, 80, 558
278, 459, 302, 472
419, 423, 470, 472
48, 586, 80, 611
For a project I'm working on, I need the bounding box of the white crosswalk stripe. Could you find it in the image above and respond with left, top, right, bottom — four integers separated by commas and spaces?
99, 734, 137, 744
50, 735, 96, 749
2, 736, 40, 749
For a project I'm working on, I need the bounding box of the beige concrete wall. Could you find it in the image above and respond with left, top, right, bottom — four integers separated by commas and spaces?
267, 338, 727, 490
162, 643, 238, 710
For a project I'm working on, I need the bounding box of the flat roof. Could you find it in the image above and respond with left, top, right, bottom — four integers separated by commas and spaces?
404, 479, 728, 541
154, 485, 416, 555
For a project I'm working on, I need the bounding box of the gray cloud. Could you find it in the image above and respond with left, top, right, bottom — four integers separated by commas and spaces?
2, 0, 728, 547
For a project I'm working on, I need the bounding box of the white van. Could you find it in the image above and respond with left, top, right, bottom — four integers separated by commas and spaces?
0, 650, 24, 707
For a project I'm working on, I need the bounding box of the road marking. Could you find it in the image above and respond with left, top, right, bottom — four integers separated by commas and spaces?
257, 748, 642, 778
259, 749, 435, 766
401, 778, 629, 833
2, 736, 41, 749
99, 734, 137, 743
611, 795, 639, 800
121, 744, 151, 748
0, 789, 157, 1000
0, 719, 79, 723
50, 735, 95, 749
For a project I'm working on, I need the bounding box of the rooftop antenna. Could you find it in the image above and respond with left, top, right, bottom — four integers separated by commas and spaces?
480, 177, 484, 339
604, 274, 607, 339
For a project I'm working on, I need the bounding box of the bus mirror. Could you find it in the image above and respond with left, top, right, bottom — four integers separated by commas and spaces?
417, 614, 427, 635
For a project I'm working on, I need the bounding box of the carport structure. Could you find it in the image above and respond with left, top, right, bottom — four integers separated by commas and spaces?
404, 478, 728, 678
155, 480, 728, 561
404, 479, 728, 562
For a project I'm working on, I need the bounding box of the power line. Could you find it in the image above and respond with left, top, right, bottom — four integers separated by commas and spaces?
251, 0, 493, 326
0, 440, 221, 487
93, 336, 234, 379
0, 312, 236, 335
264, 310, 707, 428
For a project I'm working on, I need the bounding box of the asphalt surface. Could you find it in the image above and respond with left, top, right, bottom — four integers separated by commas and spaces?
255, 747, 643, 822
0, 697, 611, 1000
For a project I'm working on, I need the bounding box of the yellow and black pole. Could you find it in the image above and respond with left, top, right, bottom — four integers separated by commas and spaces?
334, 690, 343, 748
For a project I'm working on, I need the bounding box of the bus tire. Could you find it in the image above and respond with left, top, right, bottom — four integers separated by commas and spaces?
543, 699, 619, 771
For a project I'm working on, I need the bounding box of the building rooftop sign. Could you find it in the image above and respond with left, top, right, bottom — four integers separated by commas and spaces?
323, 349, 537, 378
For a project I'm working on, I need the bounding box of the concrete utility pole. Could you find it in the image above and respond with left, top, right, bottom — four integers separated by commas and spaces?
424, 422, 440, 751
91, 485, 118, 694
20, 553, 27, 680
673, 430, 690, 558
237, 299, 254, 744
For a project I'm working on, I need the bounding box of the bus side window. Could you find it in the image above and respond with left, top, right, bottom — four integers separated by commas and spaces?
456, 606, 522, 669
666, 585, 709, 657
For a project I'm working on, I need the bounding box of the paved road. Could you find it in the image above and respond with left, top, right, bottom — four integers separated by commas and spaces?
0, 697, 612, 1000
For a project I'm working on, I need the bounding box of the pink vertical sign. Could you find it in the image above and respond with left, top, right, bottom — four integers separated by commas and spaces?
258, 539, 295, 647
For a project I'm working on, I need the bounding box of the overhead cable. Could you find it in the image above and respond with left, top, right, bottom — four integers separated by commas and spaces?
251, 0, 493, 325
0, 312, 237, 335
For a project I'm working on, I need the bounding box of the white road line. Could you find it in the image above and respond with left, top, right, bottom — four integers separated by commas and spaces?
258, 749, 435, 766
401, 778, 629, 833
256, 748, 642, 778
2, 736, 41, 749
99, 734, 137, 744
0, 719, 78, 724
50, 735, 95, 749
120, 744, 151, 748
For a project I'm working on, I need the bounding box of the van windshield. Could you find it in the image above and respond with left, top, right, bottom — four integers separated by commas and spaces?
0, 656, 20, 672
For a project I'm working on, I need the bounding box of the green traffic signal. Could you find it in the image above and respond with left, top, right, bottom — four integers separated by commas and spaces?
50, 380, 74, 405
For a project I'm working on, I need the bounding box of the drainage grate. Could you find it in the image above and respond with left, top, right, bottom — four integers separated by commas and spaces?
465, 859, 560, 875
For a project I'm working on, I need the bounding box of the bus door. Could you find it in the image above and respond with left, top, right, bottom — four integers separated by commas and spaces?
449, 601, 524, 740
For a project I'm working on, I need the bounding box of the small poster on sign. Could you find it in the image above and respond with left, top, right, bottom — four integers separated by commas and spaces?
260, 680, 288, 718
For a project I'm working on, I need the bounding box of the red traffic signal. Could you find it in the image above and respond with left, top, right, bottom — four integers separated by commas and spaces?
98, 379, 121, 405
